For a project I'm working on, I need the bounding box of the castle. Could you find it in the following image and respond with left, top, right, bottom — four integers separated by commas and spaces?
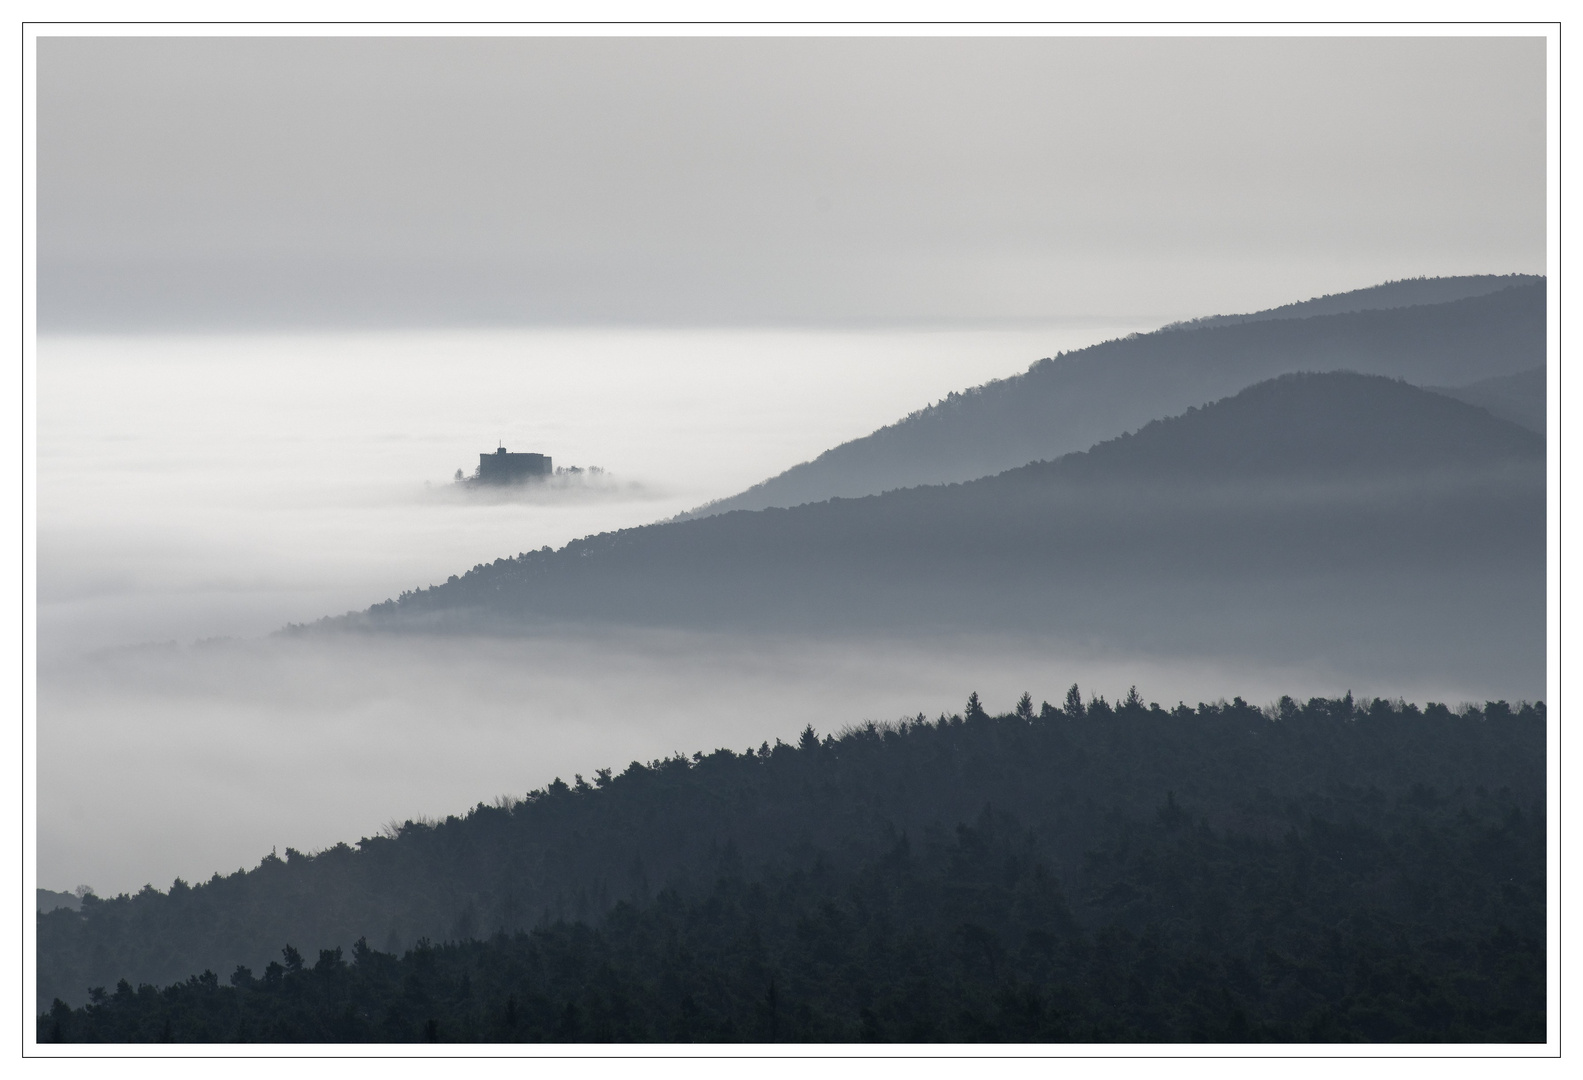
474, 446, 552, 485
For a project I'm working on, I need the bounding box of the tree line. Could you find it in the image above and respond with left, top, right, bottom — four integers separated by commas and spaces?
40, 691, 1545, 1042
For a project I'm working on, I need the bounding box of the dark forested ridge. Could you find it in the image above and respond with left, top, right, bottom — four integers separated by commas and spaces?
324, 373, 1545, 691
41, 694, 1545, 1042
685, 278, 1544, 516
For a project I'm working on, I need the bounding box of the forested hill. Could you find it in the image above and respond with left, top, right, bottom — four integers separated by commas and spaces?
327, 373, 1544, 690
1005, 370, 1543, 484
684, 279, 1544, 517
40, 693, 1545, 1043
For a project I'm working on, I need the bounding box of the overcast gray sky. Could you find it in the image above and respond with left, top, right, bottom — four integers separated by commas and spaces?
37, 35, 1546, 330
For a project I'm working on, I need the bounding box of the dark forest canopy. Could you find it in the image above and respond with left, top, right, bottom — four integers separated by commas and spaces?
316, 373, 1545, 692
41, 692, 1544, 1042
685, 278, 1545, 516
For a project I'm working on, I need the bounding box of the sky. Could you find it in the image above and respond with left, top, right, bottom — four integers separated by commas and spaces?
37, 34, 1546, 331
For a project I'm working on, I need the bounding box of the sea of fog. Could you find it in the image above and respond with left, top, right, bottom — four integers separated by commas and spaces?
34, 324, 1513, 898
39, 325, 1145, 652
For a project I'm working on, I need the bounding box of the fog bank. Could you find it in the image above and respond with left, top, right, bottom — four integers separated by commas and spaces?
38, 627, 1508, 900
39, 324, 1141, 654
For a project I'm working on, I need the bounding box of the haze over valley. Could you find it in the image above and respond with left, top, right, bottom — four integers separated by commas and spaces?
38, 282, 1549, 899
38, 320, 1155, 893
36, 277, 1552, 1046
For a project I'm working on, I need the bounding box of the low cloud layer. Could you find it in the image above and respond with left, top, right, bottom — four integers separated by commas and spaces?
40, 326, 1118, 651
40, 626, 1494, 899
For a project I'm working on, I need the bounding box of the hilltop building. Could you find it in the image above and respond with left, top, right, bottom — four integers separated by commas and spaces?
475, 447, 552, 485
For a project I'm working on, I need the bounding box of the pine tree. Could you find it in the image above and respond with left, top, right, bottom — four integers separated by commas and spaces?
1064, 684, 1084, 718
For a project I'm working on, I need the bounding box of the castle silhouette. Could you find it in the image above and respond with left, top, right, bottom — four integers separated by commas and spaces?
474, 446, 552, 485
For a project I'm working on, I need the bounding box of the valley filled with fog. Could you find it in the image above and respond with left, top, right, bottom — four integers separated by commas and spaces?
43, 626, 1369, 905
39, 322, 1182, 895
41, 325, 1140, 651
37, 312, 1549, 901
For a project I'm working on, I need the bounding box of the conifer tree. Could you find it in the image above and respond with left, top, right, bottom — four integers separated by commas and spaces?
1064, 683, 1084, 718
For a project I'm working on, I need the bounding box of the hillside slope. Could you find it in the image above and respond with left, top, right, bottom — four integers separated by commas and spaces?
687, 280, 1544, 517
1433, 366, 1546, 435
39, 693, 1545, 1038
1162, 272, 1539, 330
334, 373, 1545, 689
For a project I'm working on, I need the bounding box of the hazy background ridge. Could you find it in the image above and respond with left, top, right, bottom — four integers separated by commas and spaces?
344, 373, 1544, 703
685, 282, 1545, 516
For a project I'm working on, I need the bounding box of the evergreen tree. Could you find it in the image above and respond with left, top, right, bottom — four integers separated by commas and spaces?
1064, 683, 1084, 718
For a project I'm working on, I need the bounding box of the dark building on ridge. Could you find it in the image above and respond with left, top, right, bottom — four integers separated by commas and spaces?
476, 447, 552, 485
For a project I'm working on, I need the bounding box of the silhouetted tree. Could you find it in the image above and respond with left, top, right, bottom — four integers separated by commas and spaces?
1064, 684, 1084, 718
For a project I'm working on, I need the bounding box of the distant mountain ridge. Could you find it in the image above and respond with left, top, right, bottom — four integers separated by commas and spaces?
329, 373, 1544, 692
1158, 273, 1541, 331
1432, 366, 1546, 436
37, 889, 80, 915
685, 278, 1544, 518
1012, 370, 1544, 484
